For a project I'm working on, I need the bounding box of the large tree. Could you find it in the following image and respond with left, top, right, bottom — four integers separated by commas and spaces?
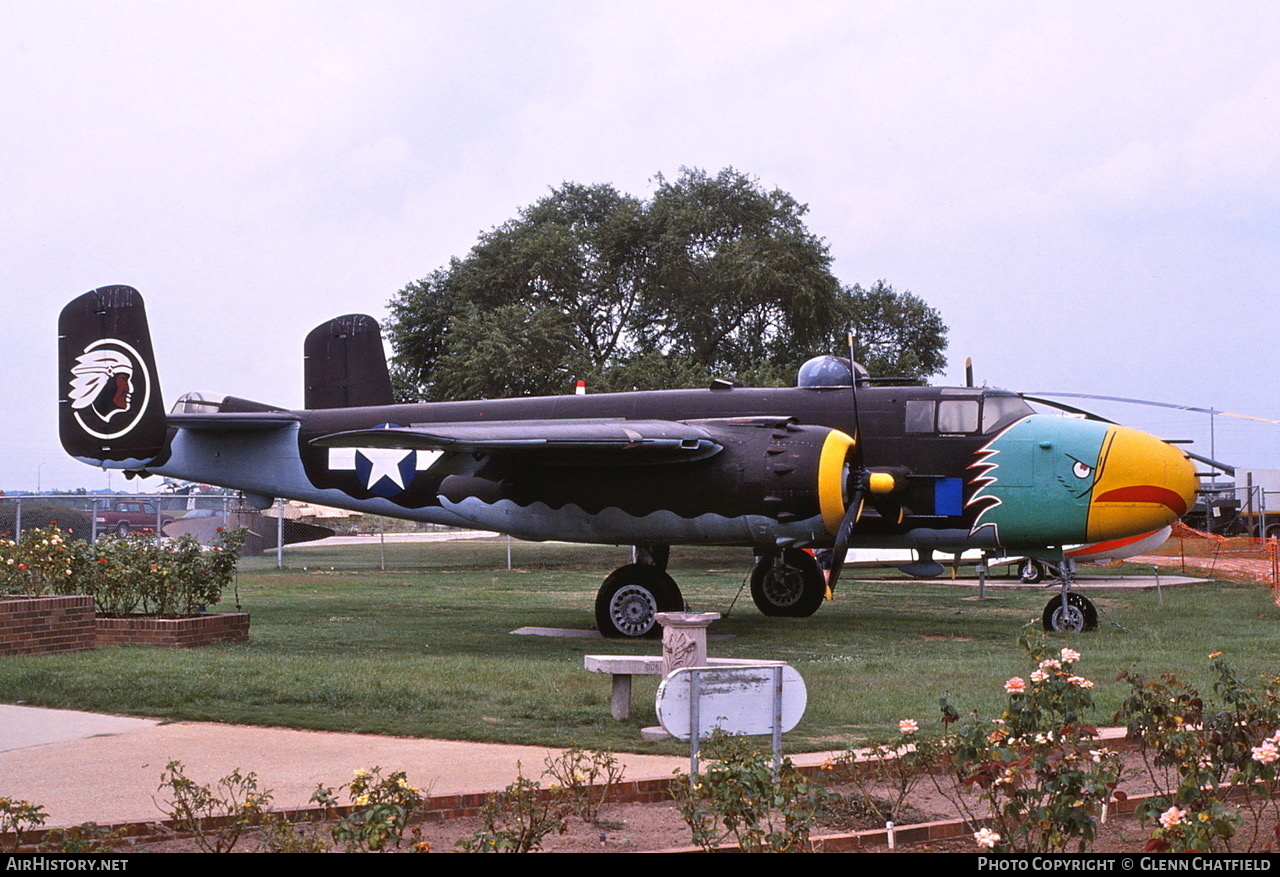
841, 280, 948, 382
640, 168, 842, 369
387, 182, 651, 400
386, 168, 947, 400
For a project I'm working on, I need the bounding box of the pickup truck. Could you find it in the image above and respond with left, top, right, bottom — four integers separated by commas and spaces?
95, 499, 177, 536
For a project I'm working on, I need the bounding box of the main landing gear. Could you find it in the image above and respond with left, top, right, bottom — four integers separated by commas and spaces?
1019, 558, 1048, 584
749, 548, 826, 618
594, 546, 682, 639
593, 544, 831, 638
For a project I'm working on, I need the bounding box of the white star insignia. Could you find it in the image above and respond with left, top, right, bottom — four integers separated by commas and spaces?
359, 447, 411, 490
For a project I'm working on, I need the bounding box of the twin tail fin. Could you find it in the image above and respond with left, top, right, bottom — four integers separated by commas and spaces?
58, 286, 168, 467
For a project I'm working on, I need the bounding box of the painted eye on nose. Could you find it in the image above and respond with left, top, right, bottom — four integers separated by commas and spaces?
1072, 461, 1092, 480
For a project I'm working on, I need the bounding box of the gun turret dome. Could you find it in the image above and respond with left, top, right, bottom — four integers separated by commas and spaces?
797, 355, 869, 388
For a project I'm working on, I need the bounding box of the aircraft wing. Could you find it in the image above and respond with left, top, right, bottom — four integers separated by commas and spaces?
310, 419, 723, 465
168, 413, 301, 431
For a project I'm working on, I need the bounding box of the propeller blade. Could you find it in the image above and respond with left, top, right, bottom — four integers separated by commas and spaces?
828, 487, 865, 592
828, 330, 868, 595
1028, 392, 1280, 424
868, 493, 905, 525
1023, 395, 1238, 474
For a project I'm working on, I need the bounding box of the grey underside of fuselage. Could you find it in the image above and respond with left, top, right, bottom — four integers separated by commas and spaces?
438, 496, 830, 545
146, 427, 475, 527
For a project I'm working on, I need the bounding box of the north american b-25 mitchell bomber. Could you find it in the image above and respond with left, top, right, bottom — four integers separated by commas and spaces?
59, 286, 1199, 637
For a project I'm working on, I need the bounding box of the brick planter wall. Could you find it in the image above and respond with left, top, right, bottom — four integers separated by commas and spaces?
0, 596, 96, 656
95, 612, 250, 648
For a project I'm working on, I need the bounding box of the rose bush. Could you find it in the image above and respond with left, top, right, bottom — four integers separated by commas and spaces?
933, 628, 1123, 854
0, 526, 244, 617
1116, 652, 1280, 852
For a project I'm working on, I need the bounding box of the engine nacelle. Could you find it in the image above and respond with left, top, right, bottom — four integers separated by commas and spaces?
437, 419, 858, 545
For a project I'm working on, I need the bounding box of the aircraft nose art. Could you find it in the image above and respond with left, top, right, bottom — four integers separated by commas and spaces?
1086, 426, 1198, 543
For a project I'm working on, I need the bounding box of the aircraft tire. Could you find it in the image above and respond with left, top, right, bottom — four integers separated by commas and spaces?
595, 564, 683, 639
1042, 593, 1098, 632
750, 548, 825, 618
1019, 559, 1047, 584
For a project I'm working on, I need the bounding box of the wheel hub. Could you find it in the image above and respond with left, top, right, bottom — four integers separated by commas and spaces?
1049, 604, 1086, 632
762, 566, 804, 607
609, 584, 658, 637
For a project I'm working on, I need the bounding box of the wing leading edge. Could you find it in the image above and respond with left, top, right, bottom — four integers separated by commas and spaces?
310, 419, 723, 466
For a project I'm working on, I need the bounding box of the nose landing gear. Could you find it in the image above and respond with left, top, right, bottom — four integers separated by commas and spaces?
1042, 591, 1098, 632
1037, 559, 1098, 632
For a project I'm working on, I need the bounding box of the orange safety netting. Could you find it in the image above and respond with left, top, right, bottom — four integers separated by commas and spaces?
1132, 521, 1280, 604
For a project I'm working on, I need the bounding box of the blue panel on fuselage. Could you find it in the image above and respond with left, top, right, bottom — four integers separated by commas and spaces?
934, 477, 964, 516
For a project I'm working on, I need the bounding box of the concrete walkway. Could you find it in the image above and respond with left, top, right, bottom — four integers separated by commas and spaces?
0, 704, 719, 828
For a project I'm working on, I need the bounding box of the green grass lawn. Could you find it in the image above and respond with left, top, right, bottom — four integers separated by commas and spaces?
2, 541, 1276, 753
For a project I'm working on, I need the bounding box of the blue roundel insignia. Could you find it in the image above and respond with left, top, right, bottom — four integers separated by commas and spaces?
353, 448, 419, 497
326, 423, 422, 498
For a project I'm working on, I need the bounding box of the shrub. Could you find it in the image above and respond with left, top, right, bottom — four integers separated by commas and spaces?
0, 527, 88, 597
0, 796, 47, 852
312, 767, 427, 852
37, 822, 125, 853
259, 815, 332, 853
458, 764, 569, 853
155, 760, 272, 853
823, 718, 939, 825
930, 628, 1123, 853
1116, 652, 1280, 852
1, 525, 245, 616
0, 504, 93, 542
543, 747, 625, 824
671, 732, 829, 853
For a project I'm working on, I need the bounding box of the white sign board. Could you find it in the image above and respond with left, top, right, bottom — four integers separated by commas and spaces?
655, 664, 807, 741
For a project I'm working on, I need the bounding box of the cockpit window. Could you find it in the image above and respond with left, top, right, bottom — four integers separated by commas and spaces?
172, 392, 229, 415
905, 392, 1032, 435
906, 399, 980, 433
981, 393, 1034, 433
905, 400, 934, 433
937, 399, 980, 433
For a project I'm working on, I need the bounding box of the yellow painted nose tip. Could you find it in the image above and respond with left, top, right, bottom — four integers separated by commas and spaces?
1086, 426, 1198, 543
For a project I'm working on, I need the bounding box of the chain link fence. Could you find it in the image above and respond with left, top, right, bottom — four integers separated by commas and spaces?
2, 494, 728, 573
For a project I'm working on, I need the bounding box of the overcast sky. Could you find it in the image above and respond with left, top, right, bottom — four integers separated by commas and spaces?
3, 0, 1277, 493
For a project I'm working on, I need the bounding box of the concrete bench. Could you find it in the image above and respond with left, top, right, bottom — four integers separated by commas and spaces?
584, 655, 785, 720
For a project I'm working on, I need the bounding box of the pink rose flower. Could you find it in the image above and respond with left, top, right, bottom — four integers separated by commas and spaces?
1004, 677, 1026, 694
1252, 741, 1279, 764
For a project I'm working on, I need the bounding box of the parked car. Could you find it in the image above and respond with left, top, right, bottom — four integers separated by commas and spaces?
95, 499, 176, 536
